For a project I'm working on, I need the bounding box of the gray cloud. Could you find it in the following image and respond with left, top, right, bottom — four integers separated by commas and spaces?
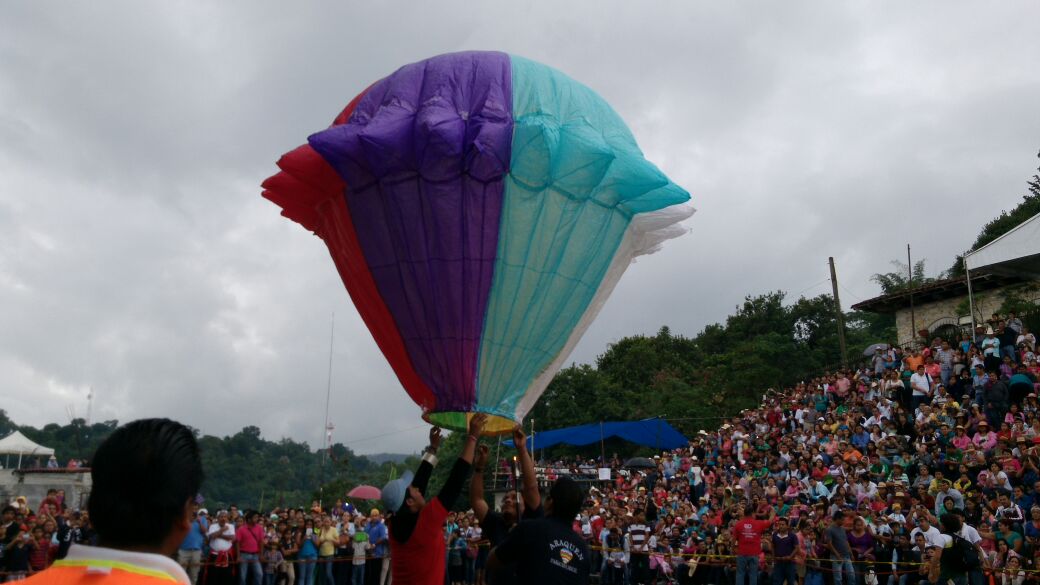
2, 1, 1039, 453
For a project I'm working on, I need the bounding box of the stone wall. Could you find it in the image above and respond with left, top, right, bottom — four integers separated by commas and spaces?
894, 288, 1010, 346
0, 470, 92, 510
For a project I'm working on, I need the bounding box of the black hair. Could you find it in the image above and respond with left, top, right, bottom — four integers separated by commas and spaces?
88, 418, 203, 549
548, 477, 585, 520
2, 505, 15, 515
939, 513, 962, 535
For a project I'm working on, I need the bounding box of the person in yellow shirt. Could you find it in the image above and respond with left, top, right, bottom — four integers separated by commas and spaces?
24, 418, 203, 584
318, 516, 340, 584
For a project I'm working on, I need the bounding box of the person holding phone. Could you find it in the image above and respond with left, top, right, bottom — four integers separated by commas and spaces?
297, 518, 320, 585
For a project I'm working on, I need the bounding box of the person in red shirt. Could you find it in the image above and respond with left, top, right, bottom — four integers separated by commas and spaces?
383, 414, 487, 585
731, 503, 775, 585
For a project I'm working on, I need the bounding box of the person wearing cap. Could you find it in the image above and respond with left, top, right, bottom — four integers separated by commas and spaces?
207, 511, 236, 585
487, 477, 591, 585
22, 418, 202, 584
177, 502, 209, 585
365, 508, 388, 585
381, 414, 487, 585
972, 421, 997, 451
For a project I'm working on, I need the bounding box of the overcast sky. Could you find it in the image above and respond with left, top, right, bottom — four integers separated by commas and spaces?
2, 2, 1039, 454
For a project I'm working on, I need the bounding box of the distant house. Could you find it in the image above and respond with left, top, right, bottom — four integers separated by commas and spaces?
851, 272, 1034, 346
853, 211, 1040, 347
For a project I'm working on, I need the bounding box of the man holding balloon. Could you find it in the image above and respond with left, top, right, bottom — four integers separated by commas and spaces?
380, 414, 487, 585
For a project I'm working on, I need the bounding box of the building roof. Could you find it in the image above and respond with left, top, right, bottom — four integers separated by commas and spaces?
965, 210, 1040, 277
851, 271, 1023, 314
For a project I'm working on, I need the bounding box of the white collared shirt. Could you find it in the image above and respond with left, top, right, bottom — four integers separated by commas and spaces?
57, 543, 190, 584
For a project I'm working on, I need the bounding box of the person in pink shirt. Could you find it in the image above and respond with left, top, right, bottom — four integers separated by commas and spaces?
951, 426, 972, 450
235, 511, 265, 585
973, 421, 997, 451
925, 356, 941, 380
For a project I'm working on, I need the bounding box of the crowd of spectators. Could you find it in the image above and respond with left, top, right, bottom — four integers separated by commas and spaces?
542, 315, 1040, 585
4, 314, 1040, 585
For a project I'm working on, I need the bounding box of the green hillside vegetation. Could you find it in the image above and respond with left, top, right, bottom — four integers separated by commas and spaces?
2, 290, 890, 512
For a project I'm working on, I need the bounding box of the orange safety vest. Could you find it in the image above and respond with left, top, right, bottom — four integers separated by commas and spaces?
23, 544, 189, 584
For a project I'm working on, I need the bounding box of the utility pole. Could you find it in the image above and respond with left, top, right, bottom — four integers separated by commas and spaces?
829, 257, 849, 370
907, 244, 916, 345
320, 313, 335, 509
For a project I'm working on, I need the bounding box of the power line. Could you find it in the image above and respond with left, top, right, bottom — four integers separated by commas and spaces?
839, 282, 865, 303
337, 423, 429, 447
795, 278, 831, 296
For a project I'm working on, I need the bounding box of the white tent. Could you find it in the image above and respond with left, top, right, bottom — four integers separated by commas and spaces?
0, 430, 55, 468
965, 211, 1040, 277
962, 211, 1040, 334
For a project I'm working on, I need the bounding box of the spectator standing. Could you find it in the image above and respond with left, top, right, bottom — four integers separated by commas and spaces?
317, 516, 339, 585
986, 372, 1011, 428
911, 365, 934, 413
1000, 325, 1019, 365
365, 510, 388, 585
5, 527, 33, 580
178, 504, 209, 585
278, 521, 299, 585
732, 504, 774, 585
769, 517, 798, 585
297, 518, 320, 585
207, 511, 237, 585
352, 525, 370, 585
626, 512, 651, 585
237, 511, 266, 585
823, 512, 856, 585
932, 514, 970, 585
983, 330, 1002, 372
262, 540, 284, 585
938, 342, 956, 386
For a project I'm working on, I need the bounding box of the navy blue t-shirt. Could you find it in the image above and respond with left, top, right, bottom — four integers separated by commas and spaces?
494, 516, 590, 585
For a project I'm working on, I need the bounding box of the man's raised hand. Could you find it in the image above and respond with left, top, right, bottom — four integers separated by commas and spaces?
474, 444, 489, 470
429, 426, 443, 452
512, 425, 527, 452
469, 413, 489, 437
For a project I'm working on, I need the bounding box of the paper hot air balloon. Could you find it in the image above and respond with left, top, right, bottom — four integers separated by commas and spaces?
263, 51, 693, 434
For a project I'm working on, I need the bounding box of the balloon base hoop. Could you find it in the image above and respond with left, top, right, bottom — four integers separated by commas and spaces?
422, 411, 518, 435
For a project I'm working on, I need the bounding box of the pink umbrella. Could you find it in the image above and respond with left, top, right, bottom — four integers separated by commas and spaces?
347, 485, 381, 500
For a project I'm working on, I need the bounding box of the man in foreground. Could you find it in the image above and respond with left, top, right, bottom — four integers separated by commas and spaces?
24, 418, 203, 584
382, 413, 487, 585
486, 477, 591, 585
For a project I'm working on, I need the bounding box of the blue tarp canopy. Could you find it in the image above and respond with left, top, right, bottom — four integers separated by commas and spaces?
503, 418, 688, 451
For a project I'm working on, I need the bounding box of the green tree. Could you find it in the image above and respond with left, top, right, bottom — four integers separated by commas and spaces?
871, 260, 936, 294
949, 149, 1040, 275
